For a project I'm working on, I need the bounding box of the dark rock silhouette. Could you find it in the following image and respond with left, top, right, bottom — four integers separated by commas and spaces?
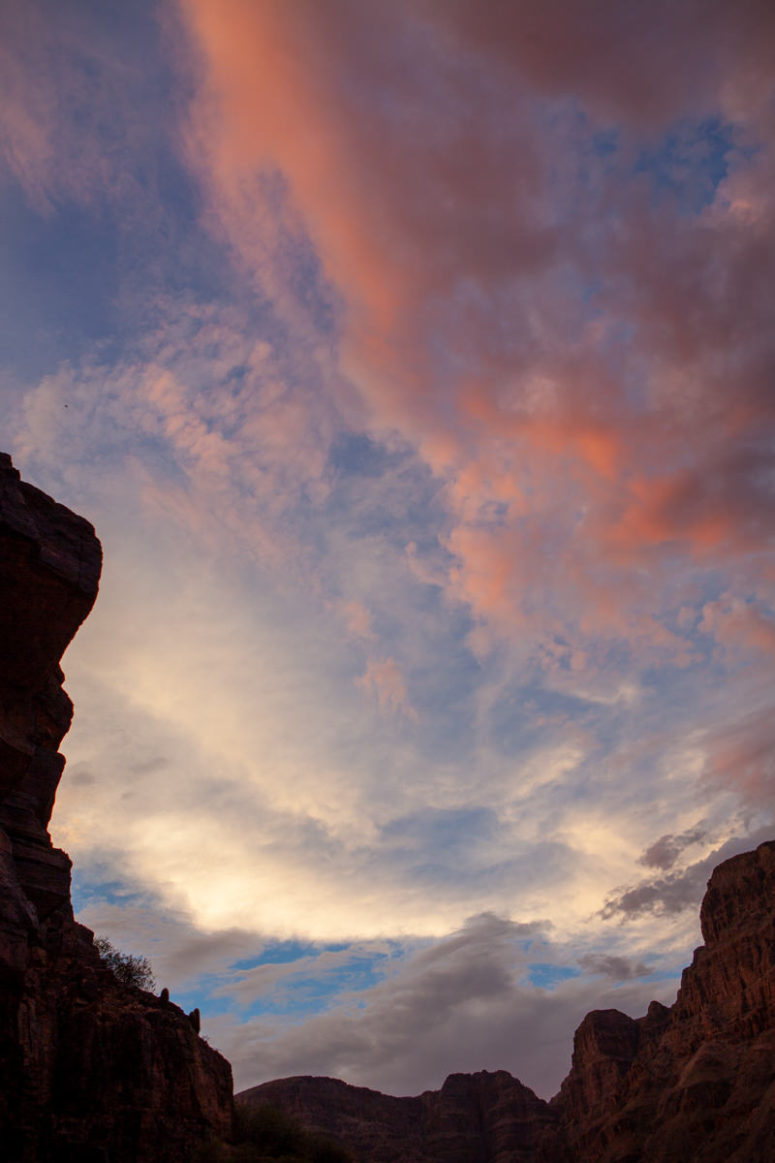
550, 838, 775, 1162
242, 1070, 557, 1162
0, 453, 232, 1162
240, 839, 775, 1162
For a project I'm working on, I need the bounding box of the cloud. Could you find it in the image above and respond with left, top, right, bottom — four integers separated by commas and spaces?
76, 897, 261, 992
24, 323, 766, 946
339, 601, 375, 642
577, 954, 652, 981
11, 300, 341, 568
3, 0, 774, 1103
175, 0, 775, 696
638, 828, 707, 872
72, 876, 690, 1102
700, 594, 775, 659
703, 707, 775, 807
208, 910, 679, 1099
356, 657, 418, 721
417, 0, 775, 125
0, 0, 183, 213
600, 827, 775, 922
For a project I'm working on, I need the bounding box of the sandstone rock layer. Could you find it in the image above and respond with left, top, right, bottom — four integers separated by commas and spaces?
552, 837, 775, 1163
0, 453, 233, 1162
243, 1070, 556, 1162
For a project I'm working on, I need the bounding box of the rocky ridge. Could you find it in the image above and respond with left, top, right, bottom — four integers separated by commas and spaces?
240, 840, 775, 1162
246, 1070, 556, 1162
0, 453, 232, 1162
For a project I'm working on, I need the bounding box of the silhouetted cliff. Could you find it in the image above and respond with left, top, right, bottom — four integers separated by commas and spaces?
551, 837, 775, 1162
240, 839, 775, 1162
0, 453, 232, 1162
243, 1071, 556, 1162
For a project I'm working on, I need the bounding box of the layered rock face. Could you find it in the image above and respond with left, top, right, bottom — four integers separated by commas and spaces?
240, 840, 775, 1163
0, 453, 232, 1162
243, 1071, 557, 1162
552, 838, 775, 1162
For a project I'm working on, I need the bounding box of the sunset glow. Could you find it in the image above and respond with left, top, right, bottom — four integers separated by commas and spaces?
1, 0, 773, 1098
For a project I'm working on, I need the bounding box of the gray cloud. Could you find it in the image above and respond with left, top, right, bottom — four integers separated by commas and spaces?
206, 912, 680, 1101
638, 826, 706, 871
577, 953, 652, 980
129, 755, 169, 777
601, 827, 775, 922
68, 765, 96, 787
77, 898, 264, 991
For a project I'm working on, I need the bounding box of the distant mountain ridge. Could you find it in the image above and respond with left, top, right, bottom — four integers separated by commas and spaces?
242, 1069, 555, 1162
240, 838, 775, 1162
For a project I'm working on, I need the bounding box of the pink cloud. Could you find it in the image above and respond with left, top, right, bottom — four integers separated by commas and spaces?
357, 657, 418, 722
703, 709, 775, 808
418, 0, 775, 125
700, 595, 775, 659
0, 1, 168, 212
340, 601, 375, 642
176, 0, 775, 671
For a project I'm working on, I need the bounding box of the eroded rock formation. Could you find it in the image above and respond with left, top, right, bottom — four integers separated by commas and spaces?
0, 453, 232, 1162
240, 840, 775, 1162
243, 1071, 557, 1162
551, 838, 775, 1162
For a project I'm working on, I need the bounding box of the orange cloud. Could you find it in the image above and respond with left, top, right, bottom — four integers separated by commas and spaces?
177, 0, 775, 660
181, 0, 420, 332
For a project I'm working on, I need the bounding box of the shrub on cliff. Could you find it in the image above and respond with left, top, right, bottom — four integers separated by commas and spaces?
94, 936, 156, 991
194, 1103, 352, 1162
237, 1103, 352, 1162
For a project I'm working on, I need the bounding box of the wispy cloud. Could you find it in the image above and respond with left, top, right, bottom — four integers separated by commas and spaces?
1, 0, 773, 1100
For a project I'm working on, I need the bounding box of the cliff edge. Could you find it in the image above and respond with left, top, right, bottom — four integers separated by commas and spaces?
0, 453, 233, 1162
552, 837, 775, 1161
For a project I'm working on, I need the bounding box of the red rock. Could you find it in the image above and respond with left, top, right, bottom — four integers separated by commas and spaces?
0, 453, 233, 1162
242, 1069, 557, 1162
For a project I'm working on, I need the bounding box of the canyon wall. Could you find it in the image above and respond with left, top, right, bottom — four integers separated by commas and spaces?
246, 1070, 557, 1163
0, 453, 233, 1162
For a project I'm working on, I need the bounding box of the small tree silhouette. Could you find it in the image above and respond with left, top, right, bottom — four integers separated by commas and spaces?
94, 936, 156, 991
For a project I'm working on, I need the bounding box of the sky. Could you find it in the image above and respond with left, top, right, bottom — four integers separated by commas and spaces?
1, 0, 774, 1100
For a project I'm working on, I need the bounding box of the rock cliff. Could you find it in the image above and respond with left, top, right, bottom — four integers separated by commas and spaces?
243, 1071, 557, 1162
0, 453, 233, 1162
240, 839, 775, 1162
551, 836, 775, 1162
